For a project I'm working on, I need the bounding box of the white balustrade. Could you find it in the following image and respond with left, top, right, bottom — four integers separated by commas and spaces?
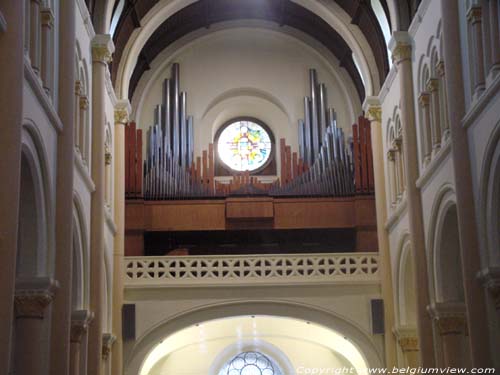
124, 253, 379, 287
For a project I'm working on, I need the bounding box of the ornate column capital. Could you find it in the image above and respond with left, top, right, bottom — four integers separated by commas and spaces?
79, 95, 89, 110
389, 32, 413, 64
75, 80, 83, 96
427, 302, 467, 336
91, 34, 114, 64
41, 8, 55, 28
102, 333, 117, 360
115, 99, 132, 125
362, 96, 382, 123
418, 92, 430, 107
426, 78, 439, 93
393, 326, 419, 352
387, 149, 396, 161
436, 60, 446, 77
70, 309, 94, 343
467, 6, 482, 24
14, 277, 59, 319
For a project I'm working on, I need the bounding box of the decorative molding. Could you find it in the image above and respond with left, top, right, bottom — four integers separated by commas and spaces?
74, 153, 96, 192
436, 60, 445, 78
462, 73, 500, 129
24, 55, 63, 133
105, 68, 118, 106
70, 309, 94, 343
124, 253, 380, 288
76, 0, 95, 39
415, 139, 451, 189
91, 35, 114, 64
105, 152, 112, 165
362, 96, 381, 123
14, 277, 59, 319
385, 196, 408, 232
102, 333, 116, 360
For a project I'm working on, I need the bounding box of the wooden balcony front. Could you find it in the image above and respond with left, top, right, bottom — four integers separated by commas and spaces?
125, 195, 377, 256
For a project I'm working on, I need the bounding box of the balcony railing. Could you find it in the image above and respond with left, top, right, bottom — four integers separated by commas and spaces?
124, 253, 379, 287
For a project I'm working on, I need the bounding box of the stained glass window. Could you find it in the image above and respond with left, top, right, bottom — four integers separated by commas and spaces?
217, 119, 273, 172
217, 351, 283, 375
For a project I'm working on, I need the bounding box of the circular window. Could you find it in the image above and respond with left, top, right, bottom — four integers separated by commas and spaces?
218, 351, 283, 375
216, 118, 273, 172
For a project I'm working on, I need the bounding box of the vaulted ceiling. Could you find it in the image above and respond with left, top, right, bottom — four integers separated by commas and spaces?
88, 0, 398, 102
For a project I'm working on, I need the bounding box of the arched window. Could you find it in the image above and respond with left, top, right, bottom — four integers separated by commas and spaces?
217, 351, 283, 375
215, 118, 274, 173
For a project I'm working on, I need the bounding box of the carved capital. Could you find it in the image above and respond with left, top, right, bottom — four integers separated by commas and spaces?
102, 333, 116, 360
398, 336, 419, 352
79, 95, 89, 110
467, 6, 482, 23
366, 106, 382, 123
387, 148, 396, 161
418, 92, 430, 107
114, 108, 129, 125
391, 43, 412, 64
14, 278, 58, 319
105, 152, 112, 165
91, 35, 114, 64
435, 316, 467, 336
41, 8, 54, 28
436, 60, 446, 77
426, 78, 439, 93
70, 310, 94, 343
75, 80, 83, 96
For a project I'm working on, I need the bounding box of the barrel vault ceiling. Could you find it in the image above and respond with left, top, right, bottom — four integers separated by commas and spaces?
87, 0, 396, 102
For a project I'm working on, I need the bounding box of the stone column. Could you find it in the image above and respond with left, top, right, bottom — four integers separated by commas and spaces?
435, 61, 450, 141
40, 7, 54, 97
389, 32, 435, 367
467, 6, 486, 100
428, 303, 467, 368
418, 92, 432, 165
70, 310, 93, 375
440, 0, 493, 367
364, 98, 398, 368
111, 101, 130, 375
387, 149, 397, 206
488, 0, 500, 77
49, 0, 76, 374
80, 95, 89, 162
29, 0, 41, 74
426, 78, 441, 153
102, 333, 116, 375
395, 328, 420, 368
88, 34, 114, 375
14, 277, 58, 375
0, 1, 24, 372
394, 137, 405, 197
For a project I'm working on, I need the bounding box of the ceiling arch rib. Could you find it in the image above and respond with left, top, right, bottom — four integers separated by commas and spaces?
109, 0, 390, 102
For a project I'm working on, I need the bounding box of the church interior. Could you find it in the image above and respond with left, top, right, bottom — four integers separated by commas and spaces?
0, 0, 499, 374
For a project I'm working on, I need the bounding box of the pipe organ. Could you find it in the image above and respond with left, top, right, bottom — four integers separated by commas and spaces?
126, 65, 374, 200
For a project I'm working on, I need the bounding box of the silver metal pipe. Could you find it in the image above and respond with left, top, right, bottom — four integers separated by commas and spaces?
304, 97, 312, 166
309, 69, 319, 162
172, 63, 180, 162
180, 91, 187, 168
187, 116, 194, 167
163, 78, 171, 155
319, 83, 327, 146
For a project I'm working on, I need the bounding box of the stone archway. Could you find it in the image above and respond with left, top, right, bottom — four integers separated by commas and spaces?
124, 300, 383, 375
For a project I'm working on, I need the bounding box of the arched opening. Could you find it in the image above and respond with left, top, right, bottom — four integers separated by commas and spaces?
17, 153, 42, 277
138, 316, 371, 375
